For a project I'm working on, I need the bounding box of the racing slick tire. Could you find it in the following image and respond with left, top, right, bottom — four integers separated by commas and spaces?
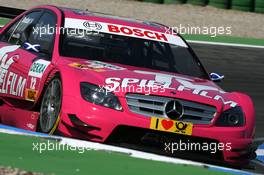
38, 77, 62, 134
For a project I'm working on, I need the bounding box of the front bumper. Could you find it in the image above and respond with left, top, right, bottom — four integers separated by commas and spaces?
58, 96, 255, 166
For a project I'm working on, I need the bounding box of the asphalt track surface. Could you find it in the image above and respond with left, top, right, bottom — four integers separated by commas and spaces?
191, 43, 264, 138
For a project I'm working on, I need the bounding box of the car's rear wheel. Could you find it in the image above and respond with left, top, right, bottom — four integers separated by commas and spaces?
39, 78, 62, 134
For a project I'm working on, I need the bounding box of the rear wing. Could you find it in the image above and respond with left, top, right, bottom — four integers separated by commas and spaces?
0, 6, 25, 19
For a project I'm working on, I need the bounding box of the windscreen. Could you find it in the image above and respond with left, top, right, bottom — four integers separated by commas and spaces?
60, 28, 208, 79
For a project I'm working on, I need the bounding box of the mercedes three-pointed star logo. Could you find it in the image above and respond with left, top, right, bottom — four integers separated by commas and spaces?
165, 100, 184, 120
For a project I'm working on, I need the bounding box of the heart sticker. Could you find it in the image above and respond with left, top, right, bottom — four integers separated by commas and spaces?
161, 120, 174, 130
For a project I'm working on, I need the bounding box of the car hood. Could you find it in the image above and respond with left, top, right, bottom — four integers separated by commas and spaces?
60, 58, 239, 110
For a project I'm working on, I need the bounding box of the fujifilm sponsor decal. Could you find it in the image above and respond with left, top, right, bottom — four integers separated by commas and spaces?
0, 45, 27, 97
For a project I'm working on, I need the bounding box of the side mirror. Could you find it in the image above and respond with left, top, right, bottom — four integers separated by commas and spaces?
210, 73, 224, 82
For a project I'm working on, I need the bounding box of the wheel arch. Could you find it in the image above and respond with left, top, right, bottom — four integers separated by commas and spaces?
32, 69, 61, 112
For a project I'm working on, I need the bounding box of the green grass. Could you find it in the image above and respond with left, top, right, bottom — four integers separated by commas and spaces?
0, 18, 10, 26
0, 133, 230, 175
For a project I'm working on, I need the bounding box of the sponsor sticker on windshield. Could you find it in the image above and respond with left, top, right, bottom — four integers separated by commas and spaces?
64, 18, 188, 48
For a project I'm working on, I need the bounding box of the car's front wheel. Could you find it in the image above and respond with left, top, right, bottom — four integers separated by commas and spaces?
39, 78, 62, 134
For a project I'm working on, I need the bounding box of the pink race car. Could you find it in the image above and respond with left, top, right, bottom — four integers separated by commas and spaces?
0, 5, 255, 166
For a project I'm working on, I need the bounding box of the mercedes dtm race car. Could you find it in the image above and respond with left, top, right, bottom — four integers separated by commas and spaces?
0, 5, 255, 166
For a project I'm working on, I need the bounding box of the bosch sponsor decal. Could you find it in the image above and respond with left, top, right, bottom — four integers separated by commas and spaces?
0, 45, 26, 97
64, 18, 187, 48
28, 59, 50, 78
69, 61, 125, 72
105, 70, 237, 107
83, 21, 102, 30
